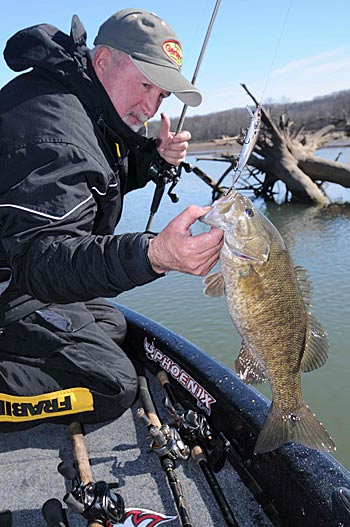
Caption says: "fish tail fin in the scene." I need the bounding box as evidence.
[254,401,336,454]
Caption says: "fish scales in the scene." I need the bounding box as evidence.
[201,189,334,454]
[223,220,306,410]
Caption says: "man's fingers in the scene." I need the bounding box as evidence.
[172,130,191,143]
[172,205,212,232]
[147,204,223,276]
[191,228,224,252]
[156,113,191,166]
[189,251,221,277]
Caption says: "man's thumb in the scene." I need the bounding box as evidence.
[159,112,171,140]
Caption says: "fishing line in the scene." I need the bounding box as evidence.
[176,0,221,133]
[145,0,221,231]
[227,1,294,189]
[259,0,293,104]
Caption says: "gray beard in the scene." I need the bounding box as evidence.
[122,112,148,134]
[123,118,148,136]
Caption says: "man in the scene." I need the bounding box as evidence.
[0,9,223,430]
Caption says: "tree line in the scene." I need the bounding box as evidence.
[148,89,350,142]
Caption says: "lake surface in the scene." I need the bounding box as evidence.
[116,146,350,467]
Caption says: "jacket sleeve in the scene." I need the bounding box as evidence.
[0,141,162,303]
[125,138,162,193]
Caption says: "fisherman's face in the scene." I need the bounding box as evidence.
[93,47,170,131]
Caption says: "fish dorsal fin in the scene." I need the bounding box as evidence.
[301,313,329,372]
[235,343,267,384]
[203,271,225,297]
[295,265,313,307]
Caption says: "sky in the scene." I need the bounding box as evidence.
[1,0,350,122]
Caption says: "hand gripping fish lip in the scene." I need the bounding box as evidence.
[199,189,238,226]
[199,207,226,229]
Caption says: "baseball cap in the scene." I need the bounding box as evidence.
[93,8,202,107]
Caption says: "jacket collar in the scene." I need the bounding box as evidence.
[4,15,151,150]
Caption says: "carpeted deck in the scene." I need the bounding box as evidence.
[0,381,273,527]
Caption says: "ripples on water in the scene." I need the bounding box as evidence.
[117,147,350,467]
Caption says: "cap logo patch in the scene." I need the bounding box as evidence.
[162,40,182,68]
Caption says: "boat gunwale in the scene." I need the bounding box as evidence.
[119,302,350,527]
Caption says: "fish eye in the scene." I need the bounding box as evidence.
[244,208,254,217]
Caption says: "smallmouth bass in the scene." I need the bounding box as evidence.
[201,189,335,454]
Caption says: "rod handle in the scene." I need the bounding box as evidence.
[69,422,94,486]
[138,376,162,428]
[156,369,170,387]
[145,184,166,231]
[191,445,207,464]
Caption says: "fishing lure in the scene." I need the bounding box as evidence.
[231,104,262,187]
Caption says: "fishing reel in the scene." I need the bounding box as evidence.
[163,397,213,446]
[149,423,191,462]
[137,408,190,462]
[57,462,125,525]
[148,157,184,204]
[145,158,195,231]
[163,397,230,472]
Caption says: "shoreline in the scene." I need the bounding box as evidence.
[187,137,350,157]
[187,139,240,156]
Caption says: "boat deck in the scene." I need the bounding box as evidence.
[0,375,273,527]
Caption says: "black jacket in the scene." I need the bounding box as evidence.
[0,16,163,324]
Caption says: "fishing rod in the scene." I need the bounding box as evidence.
[138,371,240,526]
[145,0,221,232]
[155,370,282,525]
[42,421,125,527]
[156,371,239,527]
[137,375,193,527]
[155,372,283,525]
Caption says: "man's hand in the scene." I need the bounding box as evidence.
[156,112,191,166]
[147,205,223,276]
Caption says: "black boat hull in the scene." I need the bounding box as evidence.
[119,303,350,527]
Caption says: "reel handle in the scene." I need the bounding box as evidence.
[42,499,69,527]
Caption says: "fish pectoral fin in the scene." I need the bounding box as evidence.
[301,313,329,372]
[203,271,225,297]
[234,343,267,384]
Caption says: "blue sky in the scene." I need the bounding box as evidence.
[1,0,350,120]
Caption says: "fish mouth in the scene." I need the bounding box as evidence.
[200,194,236,228]
[200,190,271,263]
[199,208,222,227]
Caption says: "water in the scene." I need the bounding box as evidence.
[116,146,350,468]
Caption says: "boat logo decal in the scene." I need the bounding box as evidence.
[143,338,216,414]
[117,507,176,526]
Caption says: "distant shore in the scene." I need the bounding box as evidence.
[187,137,350,157]
[188,139,240,156]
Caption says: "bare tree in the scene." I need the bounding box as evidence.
[203,86,350,205]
